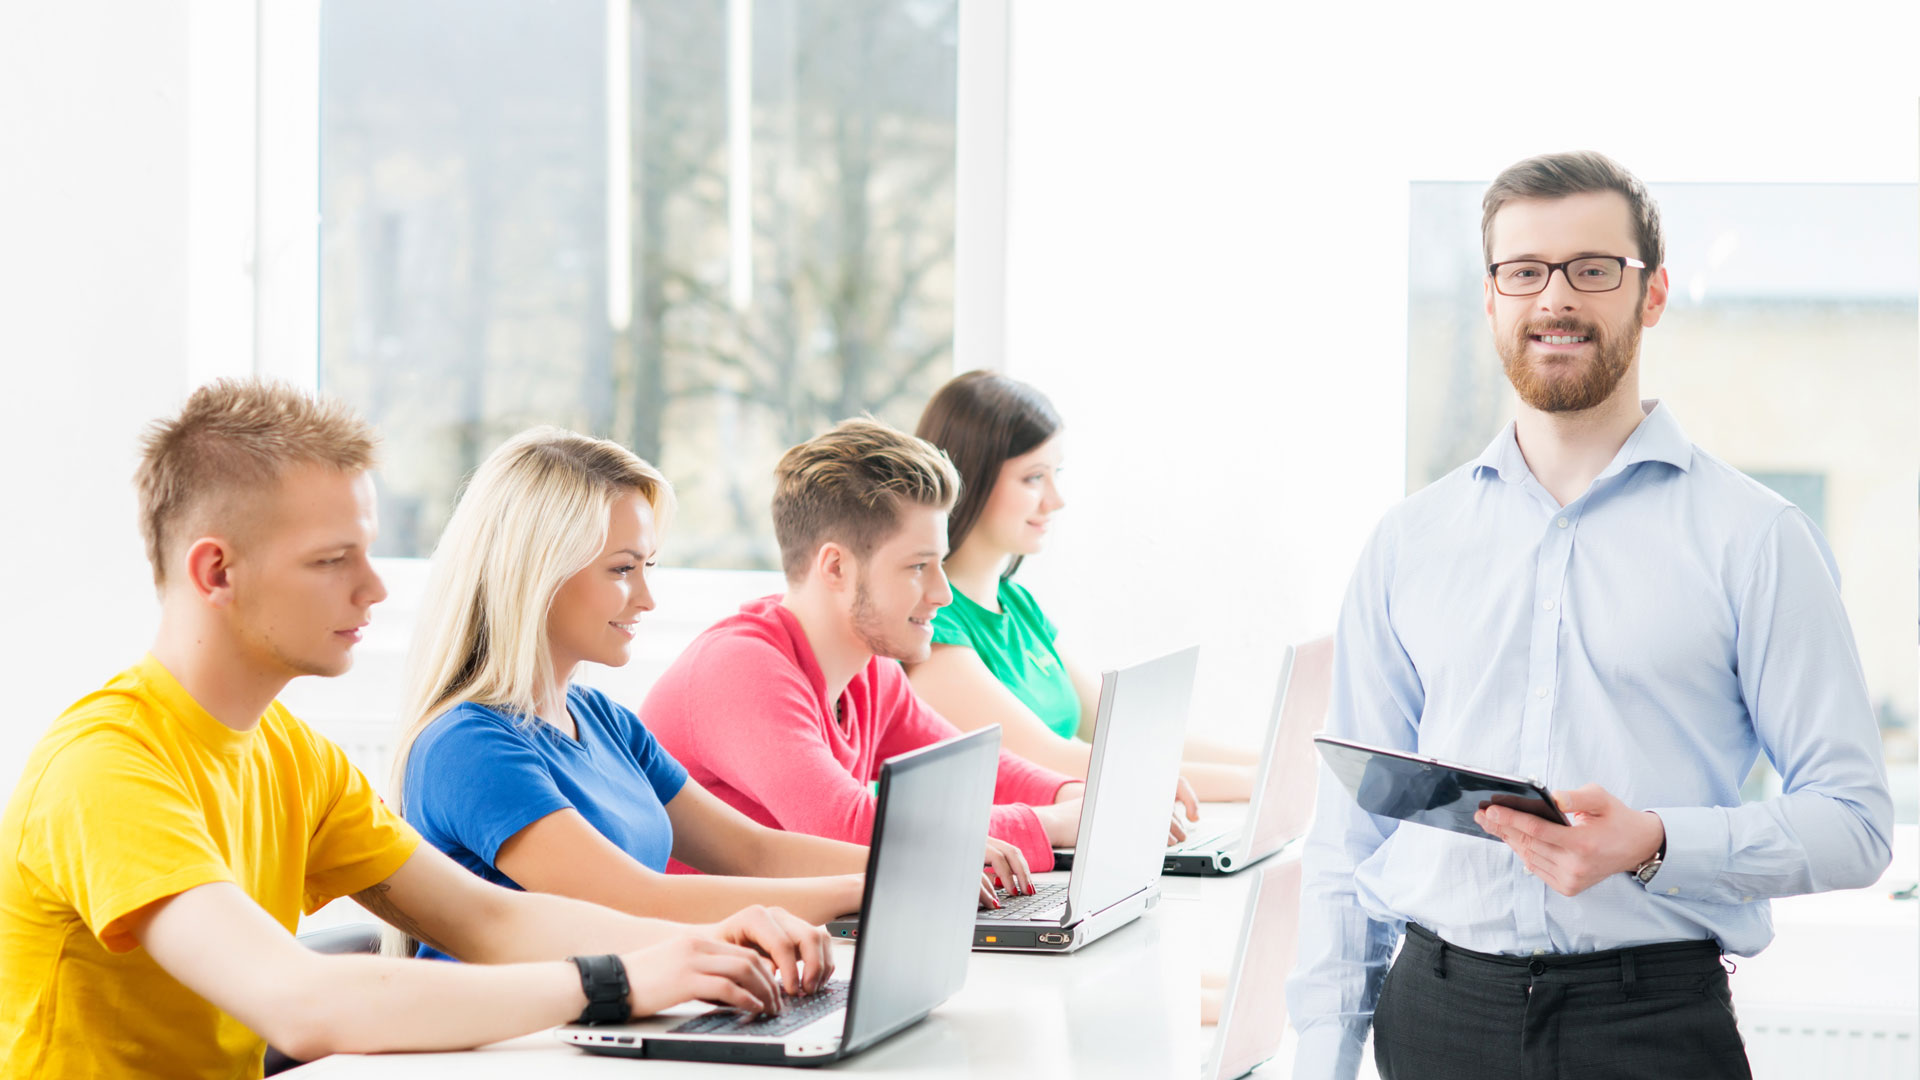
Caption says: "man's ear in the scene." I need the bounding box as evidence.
[182,536,237,607]
[813,541,851,593]
[1640,265,1670,329]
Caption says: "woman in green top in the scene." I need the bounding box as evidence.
[909,371,1257,801]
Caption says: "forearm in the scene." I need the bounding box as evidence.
[447,888,685,964]
[273,952,585,1059]
[1286,770,1397,1080]
[1650,786,1893,903]
[1182,733,1259,767]
[1003,727,1094,778]
[592,871,860,926]
[732,827,868,878]
[1180,760,1255,801]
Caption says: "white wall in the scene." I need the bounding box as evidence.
[999,3,1920,749]
[0,3,194,790]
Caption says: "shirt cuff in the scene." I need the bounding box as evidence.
[1292,1019,1368,1080]
[988,804,1055,874]
[1642,804,1729,899]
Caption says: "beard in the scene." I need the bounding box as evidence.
[849,573,926,663]
[1497,313,1639,413]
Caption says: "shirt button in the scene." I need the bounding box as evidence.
[1667,888,1680,896]
[1543,600,1555,611]
[1556,517,1569,528]
[1534,687,1548,699]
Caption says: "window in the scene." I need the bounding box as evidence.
[1407,181,1919,820]
[319,0,962,566]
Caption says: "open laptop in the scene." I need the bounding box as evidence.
[1163,636,1331,876]
[958,645,1198,954]
[1201,855,1305,1079]
[558,727,999,1067]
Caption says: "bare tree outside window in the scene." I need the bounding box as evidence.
[320,0,959,568]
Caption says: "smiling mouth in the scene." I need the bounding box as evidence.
[907,615,934,630]
[610,621,637,637]
[1531,333,1590,346]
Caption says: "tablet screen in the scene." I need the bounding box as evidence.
[1314,738,1566,839]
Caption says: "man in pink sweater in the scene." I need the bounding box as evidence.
[643,420,1084,883]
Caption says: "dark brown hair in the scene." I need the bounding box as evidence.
[771,418,960,582]
[914,370,1062,581]
[135,378,378,587]
[1482,151,1665,279]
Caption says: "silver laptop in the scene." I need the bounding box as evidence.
[1202,856,1305,1079]
[1163,636,1331,876]
[965,645,1199,954]
[558,727,999,1066]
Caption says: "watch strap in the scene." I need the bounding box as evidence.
[567,954,632,1026]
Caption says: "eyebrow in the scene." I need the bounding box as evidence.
[1499,250,1621,262]
[611,548,655,561]
[908,549,944,560]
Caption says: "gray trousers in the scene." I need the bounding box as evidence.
[1372,923,1753,1080]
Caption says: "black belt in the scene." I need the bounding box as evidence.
[1404,922,1724,987]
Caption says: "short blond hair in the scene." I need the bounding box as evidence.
[134,379,378,586]
[772,418,960,582]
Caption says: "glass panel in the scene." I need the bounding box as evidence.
[319,0,959,567]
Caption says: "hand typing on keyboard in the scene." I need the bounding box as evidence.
[669,981,853,1037]
[980,837,1033,908]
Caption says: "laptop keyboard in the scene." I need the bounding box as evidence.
[979,882,1068,921]
[666,980,850,1037]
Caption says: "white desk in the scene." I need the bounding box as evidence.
[290,821,1920,1079]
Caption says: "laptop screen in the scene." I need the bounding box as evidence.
[1247,636,1332,858]
[1210,857,1304,1080]
[841,728,999,1052]
[1067,646,1199,920]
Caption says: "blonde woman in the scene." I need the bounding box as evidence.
[393,428,869,957]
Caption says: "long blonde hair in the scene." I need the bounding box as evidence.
[390,427,673,811]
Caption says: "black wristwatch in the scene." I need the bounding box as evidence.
[567,954,632,1026]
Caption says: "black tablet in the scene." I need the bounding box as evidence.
[1313,735,1569,840]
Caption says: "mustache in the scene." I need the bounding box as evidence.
[1523,319,1599,337]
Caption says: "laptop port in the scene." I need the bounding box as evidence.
[1219,856,1232,869]
[1038,932,1070,945]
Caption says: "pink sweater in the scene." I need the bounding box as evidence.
[642,596,1072,872]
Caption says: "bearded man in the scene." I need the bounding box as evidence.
[1286,151,1892,1080]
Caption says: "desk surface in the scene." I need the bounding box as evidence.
[290,818,1919,1079]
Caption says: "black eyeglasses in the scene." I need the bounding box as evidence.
[1487,255,1647,296]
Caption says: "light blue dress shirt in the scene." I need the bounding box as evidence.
[1287,401,1894,1080]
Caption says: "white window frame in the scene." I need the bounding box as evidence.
[244,0,1009,595]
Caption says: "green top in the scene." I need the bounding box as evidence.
[930,577,1082,739]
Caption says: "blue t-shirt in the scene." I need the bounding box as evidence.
[402,684,689,959]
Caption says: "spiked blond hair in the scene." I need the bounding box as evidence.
[134,379,377,587]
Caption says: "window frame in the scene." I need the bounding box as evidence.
[250,0,1011,589]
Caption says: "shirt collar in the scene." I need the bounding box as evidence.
[133,653,261,755]
[1471,399,1693,486]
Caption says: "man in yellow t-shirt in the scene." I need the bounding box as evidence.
[0,381,832,1080]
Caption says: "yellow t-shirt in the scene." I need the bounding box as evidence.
[0,655,420,1080]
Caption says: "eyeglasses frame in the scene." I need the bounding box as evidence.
[1486,255,1649,297]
